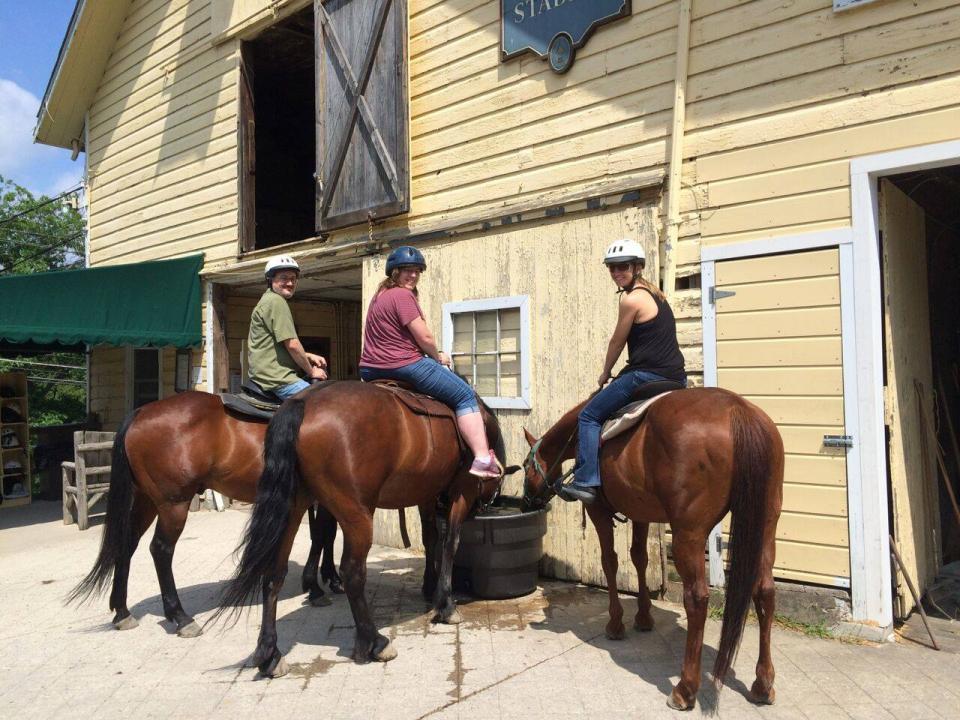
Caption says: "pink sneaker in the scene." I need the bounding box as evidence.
[469,453,500,479]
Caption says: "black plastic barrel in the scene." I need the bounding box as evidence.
[452,496,548,599]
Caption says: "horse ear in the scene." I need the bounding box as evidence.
[503,465,522,476]
[523,428,536,447]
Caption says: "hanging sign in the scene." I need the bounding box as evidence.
[501,0,632,74]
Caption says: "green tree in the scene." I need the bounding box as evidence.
[0,174,84,273]
[0,175,87,437]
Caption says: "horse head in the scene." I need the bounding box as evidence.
[521,427,556,510]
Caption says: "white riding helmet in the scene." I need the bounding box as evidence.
[264,255,300,278]
[603,239,645,265]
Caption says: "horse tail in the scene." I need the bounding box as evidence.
[713,403,775,687]
[211,397,306,626]
[65,409,141,605]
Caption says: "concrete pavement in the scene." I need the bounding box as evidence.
[1,501,957,720]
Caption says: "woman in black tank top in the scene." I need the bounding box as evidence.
[558,239,687,505]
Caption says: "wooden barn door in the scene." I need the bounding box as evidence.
[315,0,408,232]
[238,45,256,253]
[880,179,939,616]
[710,247,852,588]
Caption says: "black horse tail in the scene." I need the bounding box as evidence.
[210,397,306,626]
[65,409,141,606]
[713,403,774,687]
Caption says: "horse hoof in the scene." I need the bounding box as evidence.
[177,621,203,639]
[309,593,332,607]
[268,657,289,678]
[432,608,462,625]
[605,623,626,641]
[328,579,345,595]
[113,615,138,632]
[373,640,397,662]
[748,684,775,705]
[634,617,654,632]
[666,688,696,711]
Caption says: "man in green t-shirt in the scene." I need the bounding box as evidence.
[247,255,327,399]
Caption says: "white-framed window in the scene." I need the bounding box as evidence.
[442,295,531,410]
[126,347,163,411]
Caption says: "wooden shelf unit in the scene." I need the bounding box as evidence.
[0,372,31,509]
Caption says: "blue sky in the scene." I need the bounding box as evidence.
[0,1,84,198]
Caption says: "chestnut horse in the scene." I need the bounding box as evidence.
[67,392,341,636]
[522,387,783,710]
[213,381,513,678]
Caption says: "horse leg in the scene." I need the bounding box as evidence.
[110,489,157,630]
[317,504,343,593]
[432,493,470,625]
[419,504,439,601]
[148,501,203,638]
[749,521,778,705]
[252,502,309,677]
[630,521,654,632]
[300,504,331,606]
[668,530,710,711]
[338,513,396,663]
[587,505,625,640]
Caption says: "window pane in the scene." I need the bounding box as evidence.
[500,353,520,397]
[475,354,496,395]
[476,311,497,352]
[452,314,472,353]
[452,354,474,383]
[500,308,521,353]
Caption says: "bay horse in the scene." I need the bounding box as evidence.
[522,387,783,710]
[67,391,341,636]
[212,380,514,678]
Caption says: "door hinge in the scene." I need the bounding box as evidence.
[708,287,736,305]
[823,434,854,449]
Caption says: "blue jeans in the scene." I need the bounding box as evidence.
[360,358,480,416]
[574,369,679,488]
[274,378,311,399]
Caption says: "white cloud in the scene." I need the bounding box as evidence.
[0,78,81,197]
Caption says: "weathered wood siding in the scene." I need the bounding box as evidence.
[363,205,671,592]
[85,0,239,267]
[689,0,960,252]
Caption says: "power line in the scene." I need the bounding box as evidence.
[0,185,83,228]
[0,233,84,274]
[0,359,85,371]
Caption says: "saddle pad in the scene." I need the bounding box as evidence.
[370,381,456,421]
[220,393,275,421]
[600,392,673,443]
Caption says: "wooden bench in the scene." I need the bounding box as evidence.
[62,431,115,531]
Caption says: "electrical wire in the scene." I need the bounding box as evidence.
[0,185,83,228]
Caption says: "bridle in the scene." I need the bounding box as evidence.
[522,429,577,507]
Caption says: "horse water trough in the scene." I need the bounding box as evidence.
[452,496,548,599]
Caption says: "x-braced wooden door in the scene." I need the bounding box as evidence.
[315,0,409,232]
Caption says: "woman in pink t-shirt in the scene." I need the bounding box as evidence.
[359,246,500,479]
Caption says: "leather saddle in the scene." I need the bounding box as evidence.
[219,380,283,421]
[367,379,457,422]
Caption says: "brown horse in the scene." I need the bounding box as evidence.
[212,380,514,677]
[67,391,341,636]
[522,387,783,710]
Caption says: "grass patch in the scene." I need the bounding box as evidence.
[706,603,833,639]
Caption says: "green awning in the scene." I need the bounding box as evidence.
[0,254,203,348]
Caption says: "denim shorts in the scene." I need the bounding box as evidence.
[360,357,480,416]
[274,378,311,399]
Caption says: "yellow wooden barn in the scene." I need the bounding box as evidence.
[21,0,960,636]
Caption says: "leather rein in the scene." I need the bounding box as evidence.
[523,429,577,506]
